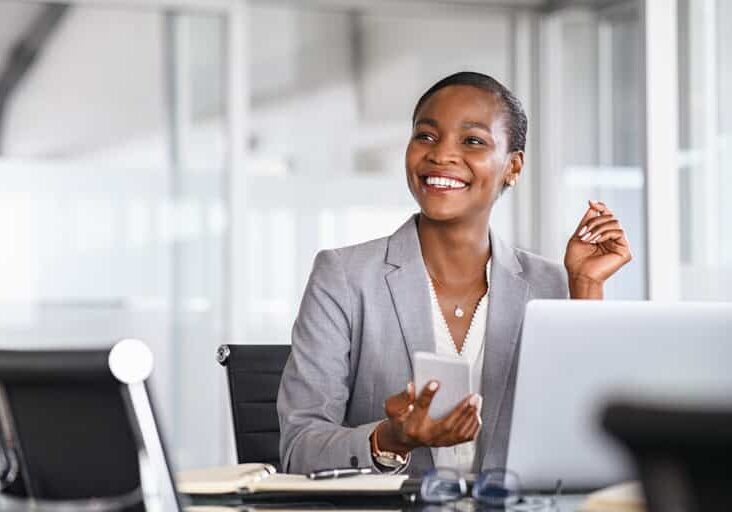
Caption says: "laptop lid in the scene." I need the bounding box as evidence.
[507,300,732,491]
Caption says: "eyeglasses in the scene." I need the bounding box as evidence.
[420,467,561,510]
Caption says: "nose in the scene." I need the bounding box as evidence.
[427,139,460,166]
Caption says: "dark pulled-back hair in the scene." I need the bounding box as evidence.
[412,71,527,153]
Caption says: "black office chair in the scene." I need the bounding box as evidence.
[603,401,732,512]
[0,342,181,511]
[216,344,290,470]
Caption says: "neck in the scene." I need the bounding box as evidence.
[417,213,491,285]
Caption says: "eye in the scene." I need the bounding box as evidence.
[464,136,486,146]
[414,132,437,143]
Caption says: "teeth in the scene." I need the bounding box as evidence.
[425,176,466,189]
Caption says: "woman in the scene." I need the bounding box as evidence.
[277,72,632,476]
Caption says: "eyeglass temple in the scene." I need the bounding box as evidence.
[553,479,563,498]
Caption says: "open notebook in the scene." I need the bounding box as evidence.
[176,463,409,496]
[579,482,645,512]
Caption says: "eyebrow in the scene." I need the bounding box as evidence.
[414,118,492,133]
[415,118,438,128]
[462,121,492,133]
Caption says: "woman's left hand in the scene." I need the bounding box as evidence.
[564,200,632,298]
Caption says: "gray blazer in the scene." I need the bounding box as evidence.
[277,215,568,475]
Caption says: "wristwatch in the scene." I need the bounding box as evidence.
[370,421,408,470]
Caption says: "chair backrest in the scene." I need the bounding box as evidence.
[0,342,181,511]
[216,344,290,469]
[603,402,732,512]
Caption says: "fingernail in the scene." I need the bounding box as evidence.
[428,381,439,391]
[578,226,588,237]
[407,404,414,412]
[581,232,592,241]
[469,394,479,407]
[407,382,414,394]
[591,234,601,243]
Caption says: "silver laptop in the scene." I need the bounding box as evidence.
[507,300,732,491]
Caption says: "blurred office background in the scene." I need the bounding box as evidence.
[0,0,729,470]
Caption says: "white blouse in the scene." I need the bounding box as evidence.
[426,259,491,473]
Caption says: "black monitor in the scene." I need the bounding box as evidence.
[0,339,181,511]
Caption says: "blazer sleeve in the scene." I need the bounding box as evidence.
[277,249,380,474]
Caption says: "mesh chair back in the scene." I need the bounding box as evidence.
[217,344,290,470]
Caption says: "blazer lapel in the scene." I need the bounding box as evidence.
[384,215,435,372]
[475,232,529,471]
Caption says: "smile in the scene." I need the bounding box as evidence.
[422,176,468,190]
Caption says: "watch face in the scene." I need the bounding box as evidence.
[375,452,406,469]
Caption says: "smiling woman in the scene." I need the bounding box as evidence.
[277,71,633,476]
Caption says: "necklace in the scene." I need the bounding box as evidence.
[428,271,490,318]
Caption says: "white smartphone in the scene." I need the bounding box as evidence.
[413,351,471,420]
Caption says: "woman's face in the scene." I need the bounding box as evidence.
[405,85,519,224]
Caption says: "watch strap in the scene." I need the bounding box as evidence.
[370,421,409,470]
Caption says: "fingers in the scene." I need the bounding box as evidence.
[439,394,476,431]
[583,220,629,245]
[432,394,481,445]
[576,203,628,245]
[591,229,626,245]
[582,214,617,233]
[452,396,481,436]
[594,229,633,261]
[455,412,481,440]
[579,217,620,243]
[574,204,599,234]
[410,380,439,422]
[573,202,632,262]
[384,383,415,418]
[574,200,609,234]
[589,199,608,215]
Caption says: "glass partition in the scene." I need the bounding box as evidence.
[0,2,230,469]
[677,0,732,300]
[237,2,530,345]
[538,1,646,299]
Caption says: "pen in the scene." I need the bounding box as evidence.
[307,467,373,480]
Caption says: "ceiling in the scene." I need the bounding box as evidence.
[0,0,621,66]
[0,3,43,64]
[247,0,624,13]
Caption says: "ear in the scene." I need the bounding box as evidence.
[503,150,524,187]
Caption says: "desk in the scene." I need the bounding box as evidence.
[184,494,589,511]
[0,493,589,511]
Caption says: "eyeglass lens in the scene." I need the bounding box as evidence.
[420,468,468,503]
[472,468,521,507]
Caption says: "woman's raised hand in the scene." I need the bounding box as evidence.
[564,200,632,298]
[375,381,482,455]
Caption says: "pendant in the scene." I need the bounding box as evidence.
[454,306,465,318]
